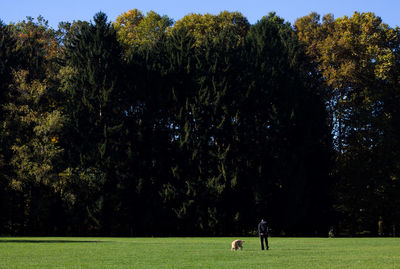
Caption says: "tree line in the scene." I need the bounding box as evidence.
[0,9,399,236]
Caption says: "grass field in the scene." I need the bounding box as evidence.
[0,237,399,268]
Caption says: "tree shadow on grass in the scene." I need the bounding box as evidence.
[0,239,107,243]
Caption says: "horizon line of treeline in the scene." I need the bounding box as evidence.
[0,9,399,237]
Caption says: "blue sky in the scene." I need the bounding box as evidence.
[1,0,399,28]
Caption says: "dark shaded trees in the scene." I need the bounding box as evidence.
[237,14,332,235]
[5,9,386,237]
[0,20,19,235]
[119,13,332,236]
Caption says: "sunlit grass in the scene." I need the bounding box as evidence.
[0,237,399,268]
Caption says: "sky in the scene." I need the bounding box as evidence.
[1,0,400,29]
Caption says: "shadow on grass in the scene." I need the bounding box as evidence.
[0,239,106,243]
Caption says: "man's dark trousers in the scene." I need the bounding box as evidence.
[260,233,269,250]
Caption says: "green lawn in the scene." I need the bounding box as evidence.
[0,237,399,268]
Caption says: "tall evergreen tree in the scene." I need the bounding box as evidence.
[61,12,126,234]
[242,13,332,235]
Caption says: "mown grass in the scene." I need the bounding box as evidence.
[0,237,399,268]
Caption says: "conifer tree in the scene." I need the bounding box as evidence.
[242,13,332,234]
[62,12,126,233]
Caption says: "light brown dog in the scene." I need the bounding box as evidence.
[231,239,245,251]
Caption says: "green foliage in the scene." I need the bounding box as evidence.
[61,12,127,233]
[0,16,66,235]
[1,9,399,237]
[0,21,20,235]
[172,11,250,47]
[114,9,173,50]
[6,73,64,189]
[0,21,18,101]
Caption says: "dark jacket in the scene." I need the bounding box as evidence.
[258,220,269,235]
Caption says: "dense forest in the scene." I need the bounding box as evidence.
[0,9,399,236]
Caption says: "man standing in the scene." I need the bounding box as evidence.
[258,219,269,250]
